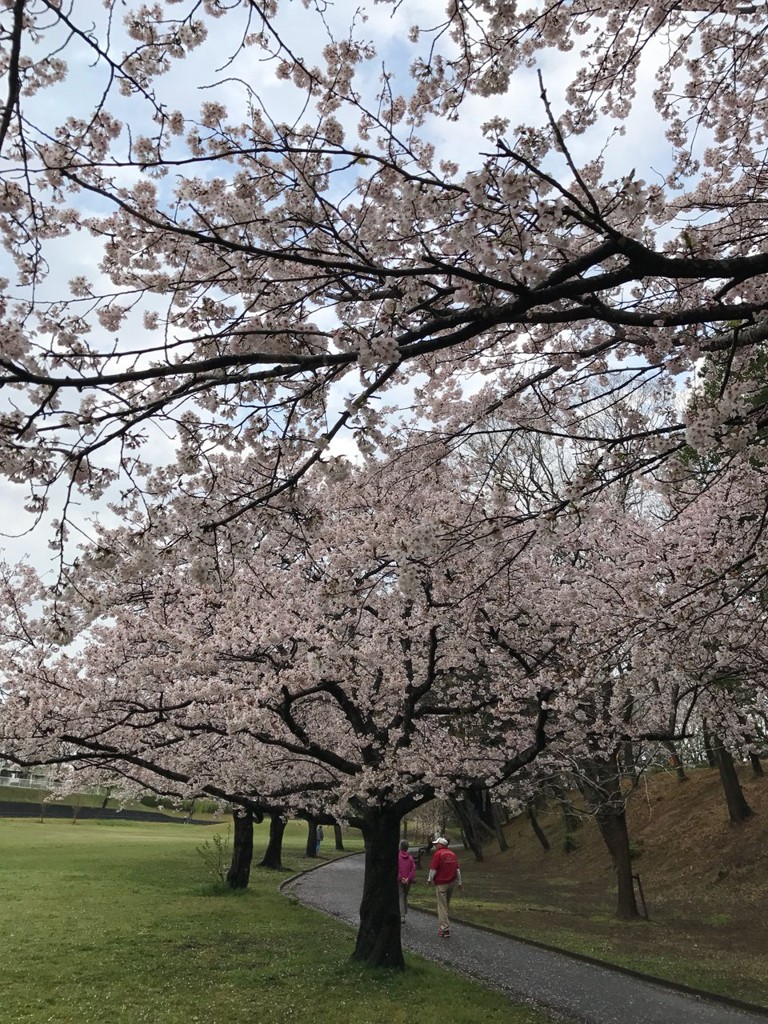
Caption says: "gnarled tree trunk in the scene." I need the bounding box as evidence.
[663,740,687,782]
[305,819,318,858]
[577,753,640,920]
[491,802,508,852]
[451,798,484,862]
[595,803,638,919]
[527,802,550,851]
[352,807,404,969]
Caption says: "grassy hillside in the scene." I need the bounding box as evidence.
[410,766,768,1007]
[0,783,220,819]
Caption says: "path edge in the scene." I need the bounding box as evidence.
[282,853,768,1019]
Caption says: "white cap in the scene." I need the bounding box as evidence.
[433,836,448,846]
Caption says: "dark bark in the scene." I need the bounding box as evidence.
[305,819,318,858]
[750,753,764,777]
[491,802,508,852]
[466,788,496,831]
[333,822,344,851]
[577,753,640,920]
[712,734,754,823]
[259,811,286,869]
[527,803,550,851]
[352,808,404,969]
[595,805,639,919]
[226,809,254,889]
[450,798,485,862]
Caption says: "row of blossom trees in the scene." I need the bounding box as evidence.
[0,0,768,969]
[2,431,768,960]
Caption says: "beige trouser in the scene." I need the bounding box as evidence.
[435,883,454,931]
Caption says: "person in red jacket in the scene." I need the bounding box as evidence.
[398,840,417,923]
[427,836,462,937]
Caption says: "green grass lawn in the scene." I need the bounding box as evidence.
[0,818,555,1024]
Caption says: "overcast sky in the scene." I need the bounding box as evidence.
[0,1,687,577]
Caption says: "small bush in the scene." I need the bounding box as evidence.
[563,832,579,853]
[196,828,232,885]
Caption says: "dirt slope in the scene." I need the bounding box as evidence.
[409,766,768,1006]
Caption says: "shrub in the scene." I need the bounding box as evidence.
[563,832,579,853]
[196,828,232,885]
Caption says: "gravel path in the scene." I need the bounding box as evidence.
[284,854,768,1024]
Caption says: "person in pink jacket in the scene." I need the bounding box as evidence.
[398,840,417,922]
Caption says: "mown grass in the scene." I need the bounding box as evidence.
[0,818,555,1024]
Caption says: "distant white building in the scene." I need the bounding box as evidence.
[0,762,50,790]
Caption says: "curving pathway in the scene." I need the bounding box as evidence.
[284,854,768,1024]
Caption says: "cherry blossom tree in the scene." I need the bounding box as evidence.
[1,0,768,561]
[3,0,768,962]
[0,446,572,967]
[4,425,768,935]
[478,442,768,914]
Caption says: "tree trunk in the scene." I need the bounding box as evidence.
[527,803,550,851]
[305,819,318,858]
[450,798,484,861]
[528,802,548,851]
[491,802,508,852]
[577,753,640,920]
[712,734,754,823]
[334,822,344,851]
[226,809,253,889]
[352,808,404,969]
[596,806,639,919]
[750,753,764,777]
[259,811,286,869]
[466,788,496,831]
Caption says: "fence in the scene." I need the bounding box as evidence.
[0,775,51,790]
